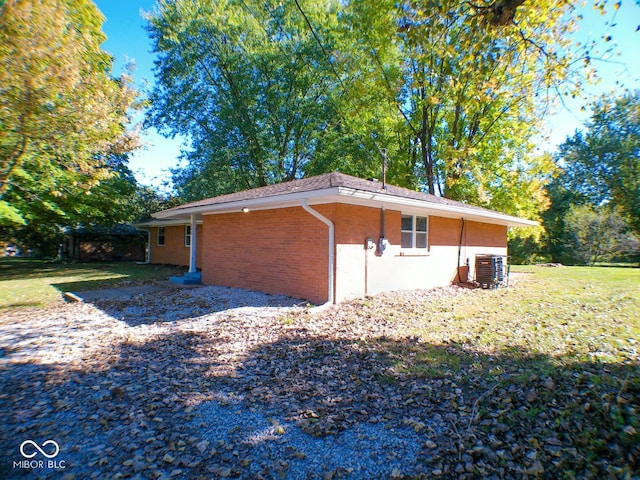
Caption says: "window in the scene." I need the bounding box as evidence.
[185,225,192,247]
[401,215,428,249]
[157,226,165,246]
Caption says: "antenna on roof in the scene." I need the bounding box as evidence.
[379,148,388,190]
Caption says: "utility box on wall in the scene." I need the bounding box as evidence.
[475,254,508,289]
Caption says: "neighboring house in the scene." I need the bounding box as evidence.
[138,172,537,304]
[135,219,204,267]
[62,225,146,262]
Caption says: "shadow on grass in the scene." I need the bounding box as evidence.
[1,302,44,310]
[1,326,637,479]
[52,265,187,293]
[0,258,72,281]
[54,279,129,294]
[0,258,185,285]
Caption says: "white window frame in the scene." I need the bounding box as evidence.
[401,214,429,250]
[185,225,192,247]
[157,226,166,247]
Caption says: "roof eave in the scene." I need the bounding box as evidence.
[335,188,539,227]
[135,218,204,227]
[152,187,342,219]
[152,186,538,228]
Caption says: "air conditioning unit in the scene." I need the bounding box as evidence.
[475,254,508,289]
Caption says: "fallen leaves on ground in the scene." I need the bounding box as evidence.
[0,279,638,479]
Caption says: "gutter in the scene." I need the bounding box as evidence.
[301,199,335,306]
[335,188,539,227]
[152,186,537,228]
[154,188,340,219]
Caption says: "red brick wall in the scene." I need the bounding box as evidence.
[333,204,401,245]
[201,207,329,304]
[342,208,508,299]
[429,217,461,247]
[149,225,202,267]
[331,204,401,300]
[426,217,505,282]
[161,204,509,304]
[464,221,507,248]
[429,217,506,248]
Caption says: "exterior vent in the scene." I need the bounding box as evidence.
[475,254,509,289]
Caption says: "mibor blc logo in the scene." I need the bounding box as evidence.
[13,440,66,470]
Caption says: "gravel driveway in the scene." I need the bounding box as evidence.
[0,285,451,480]
[3,280,636,479]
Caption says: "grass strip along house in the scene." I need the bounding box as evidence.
[137,172,536,305]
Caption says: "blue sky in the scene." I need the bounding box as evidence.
[94,0,640,189]
[95,0,181,189]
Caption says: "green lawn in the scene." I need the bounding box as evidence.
[317,265,639,477]
[1,261,637,476]
[354,265,639,377]
[0,259,185,310]
[415,265,638,364]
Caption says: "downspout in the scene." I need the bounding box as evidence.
[301,199,335,306]
[145,229,151,263]
[456,218,466,283]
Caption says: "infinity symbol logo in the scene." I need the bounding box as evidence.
[19,440,60,459]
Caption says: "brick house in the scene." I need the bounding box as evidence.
[62,225,146,262]
[138,172,536,304]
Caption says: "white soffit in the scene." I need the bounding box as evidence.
[153,186,538,228]
[135,218,204,227]
[154,188,342,218]
[335,188,538,227]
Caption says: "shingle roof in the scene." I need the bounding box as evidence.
[154,172,537,226]
[161,172,340,213]
[161,172,490,214]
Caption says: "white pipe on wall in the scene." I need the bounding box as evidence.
[301,199,335,306]
[189,214,197,273]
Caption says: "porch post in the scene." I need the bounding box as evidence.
[189,214,197,273]
[146,229,151,263]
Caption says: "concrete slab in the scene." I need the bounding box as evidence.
[64,284,167,303]
[169,276,201,285]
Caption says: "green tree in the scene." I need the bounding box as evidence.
[0,0,141,226]
[561,204,638,265]
[299,0,413,187]
[557,92,640,233]
[380,0,577,212]
[129,184,181,223]
[147,0,586,225]
[541,92,640,265]
[539,174,582,263]
[2,154,142,256]
[147,0,348,200]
